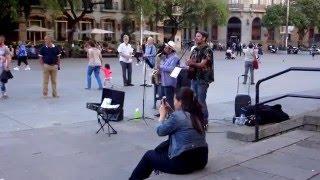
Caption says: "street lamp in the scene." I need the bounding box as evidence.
[285,0,290,48]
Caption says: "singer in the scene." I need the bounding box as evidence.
[186,31,214,127]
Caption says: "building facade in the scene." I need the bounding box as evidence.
[20,0,317,47]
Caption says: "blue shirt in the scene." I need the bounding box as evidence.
[39,45,60,65]
[18,45,27,57]
[144,44,156,65]
[156,110,208,159]
[160,53,179,87]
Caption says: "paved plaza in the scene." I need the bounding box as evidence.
[0,52,320,179]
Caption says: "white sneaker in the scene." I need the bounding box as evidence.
[24,66,31,70]
[1,92,8,99]
[13,67,20,71]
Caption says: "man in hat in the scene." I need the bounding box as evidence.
[186,31,214,127]
[160,41,180,108]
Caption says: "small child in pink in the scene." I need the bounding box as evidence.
[102,63,112,87]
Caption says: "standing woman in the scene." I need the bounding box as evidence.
[242,43,256,85]
[0,35,12,98]
[130,87,208,180]
[85,40,103,90]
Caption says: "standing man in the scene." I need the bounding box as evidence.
[39,35,61,98]
[186,31,214,127]
[0,35,12,99]
[143,37,157,87]
[117,35,134,86]
[160,41,180,108]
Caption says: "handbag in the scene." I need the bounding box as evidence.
[0,70,13,83]
[253,59,259,69]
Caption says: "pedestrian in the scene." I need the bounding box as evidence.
[242,43,257,85]
[85,40,103,90]
[39,35,61,98]
[143,36,157,86]
[117,35,134,86]
[0,35,12,99]
[14,41,31,71]
[160,41,180,108]
[186,31,214,127]
[129,87,208,180]
[102,63,112,87]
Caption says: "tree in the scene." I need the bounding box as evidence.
[40,0,94,41]
[262,4,286,30]
[132,0,228,40]
[289,5,310,45]
[0,0,32,39]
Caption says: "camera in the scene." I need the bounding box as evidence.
[162,96,167,104]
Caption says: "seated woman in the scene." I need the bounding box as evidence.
[129,87,208,180]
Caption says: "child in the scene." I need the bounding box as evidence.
[102,63,112,87]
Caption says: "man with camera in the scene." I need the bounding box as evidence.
[186,31,214,127]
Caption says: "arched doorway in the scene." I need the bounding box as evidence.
[252,17,261,40]
[227,17,241,43]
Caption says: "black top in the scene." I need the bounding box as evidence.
[189,45,214,83]
[39,46,60,65]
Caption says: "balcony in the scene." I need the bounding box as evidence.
[228,4,244,11]
[250,4,266,12]
[100,2,119,12]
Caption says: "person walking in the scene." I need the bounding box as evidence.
[14,41,31,71]
[117,35,134,86]
[186,31,214,127]
[129,87,208,180]
[242,43,257,85]
[39,35,61,98]
[160,41,180,108]
[0,35,12,99]
[85,41,103,90]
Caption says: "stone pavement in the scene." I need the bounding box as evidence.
[0,52,320,179]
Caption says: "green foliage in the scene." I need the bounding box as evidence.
[262,4,286,29]
[0,0,31,20]
[132,0,228,28]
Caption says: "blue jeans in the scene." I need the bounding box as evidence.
[0,68,5,93]
[87,66,102,89]
[191,80,209,122]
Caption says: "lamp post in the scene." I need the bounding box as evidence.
[285,0,290,48]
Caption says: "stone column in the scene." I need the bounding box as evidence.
[18,18,27,42]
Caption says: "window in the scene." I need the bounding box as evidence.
[102,21,115,41]
[28,20,43,41]
[79,21,92,40]
[229,0,239,4]
[55,21,68,41]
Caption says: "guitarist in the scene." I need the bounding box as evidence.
[186,31,214,127]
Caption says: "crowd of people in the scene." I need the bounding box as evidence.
[0,30,261,179]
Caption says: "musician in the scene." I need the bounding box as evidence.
[160,41,180,108]
[186,31,214,127]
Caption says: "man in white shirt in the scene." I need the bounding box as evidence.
[117,35,134,86]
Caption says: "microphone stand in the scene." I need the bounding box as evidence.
[127,55,154,125]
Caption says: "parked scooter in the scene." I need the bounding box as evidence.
[268,45,278,53]
[287,45,299,54]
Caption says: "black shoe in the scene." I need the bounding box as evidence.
[242,82,246,85]
[154,113,160,117]
[128,83,135,86]
[251,82,255,85]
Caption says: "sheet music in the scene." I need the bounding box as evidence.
[170,67,182,78]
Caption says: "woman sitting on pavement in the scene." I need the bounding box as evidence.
[129,87,208,180]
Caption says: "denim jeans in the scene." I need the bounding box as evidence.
[87,65,102,89]
[191,80,209,122]
[0,68,6,93]
[243,61,254,84]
